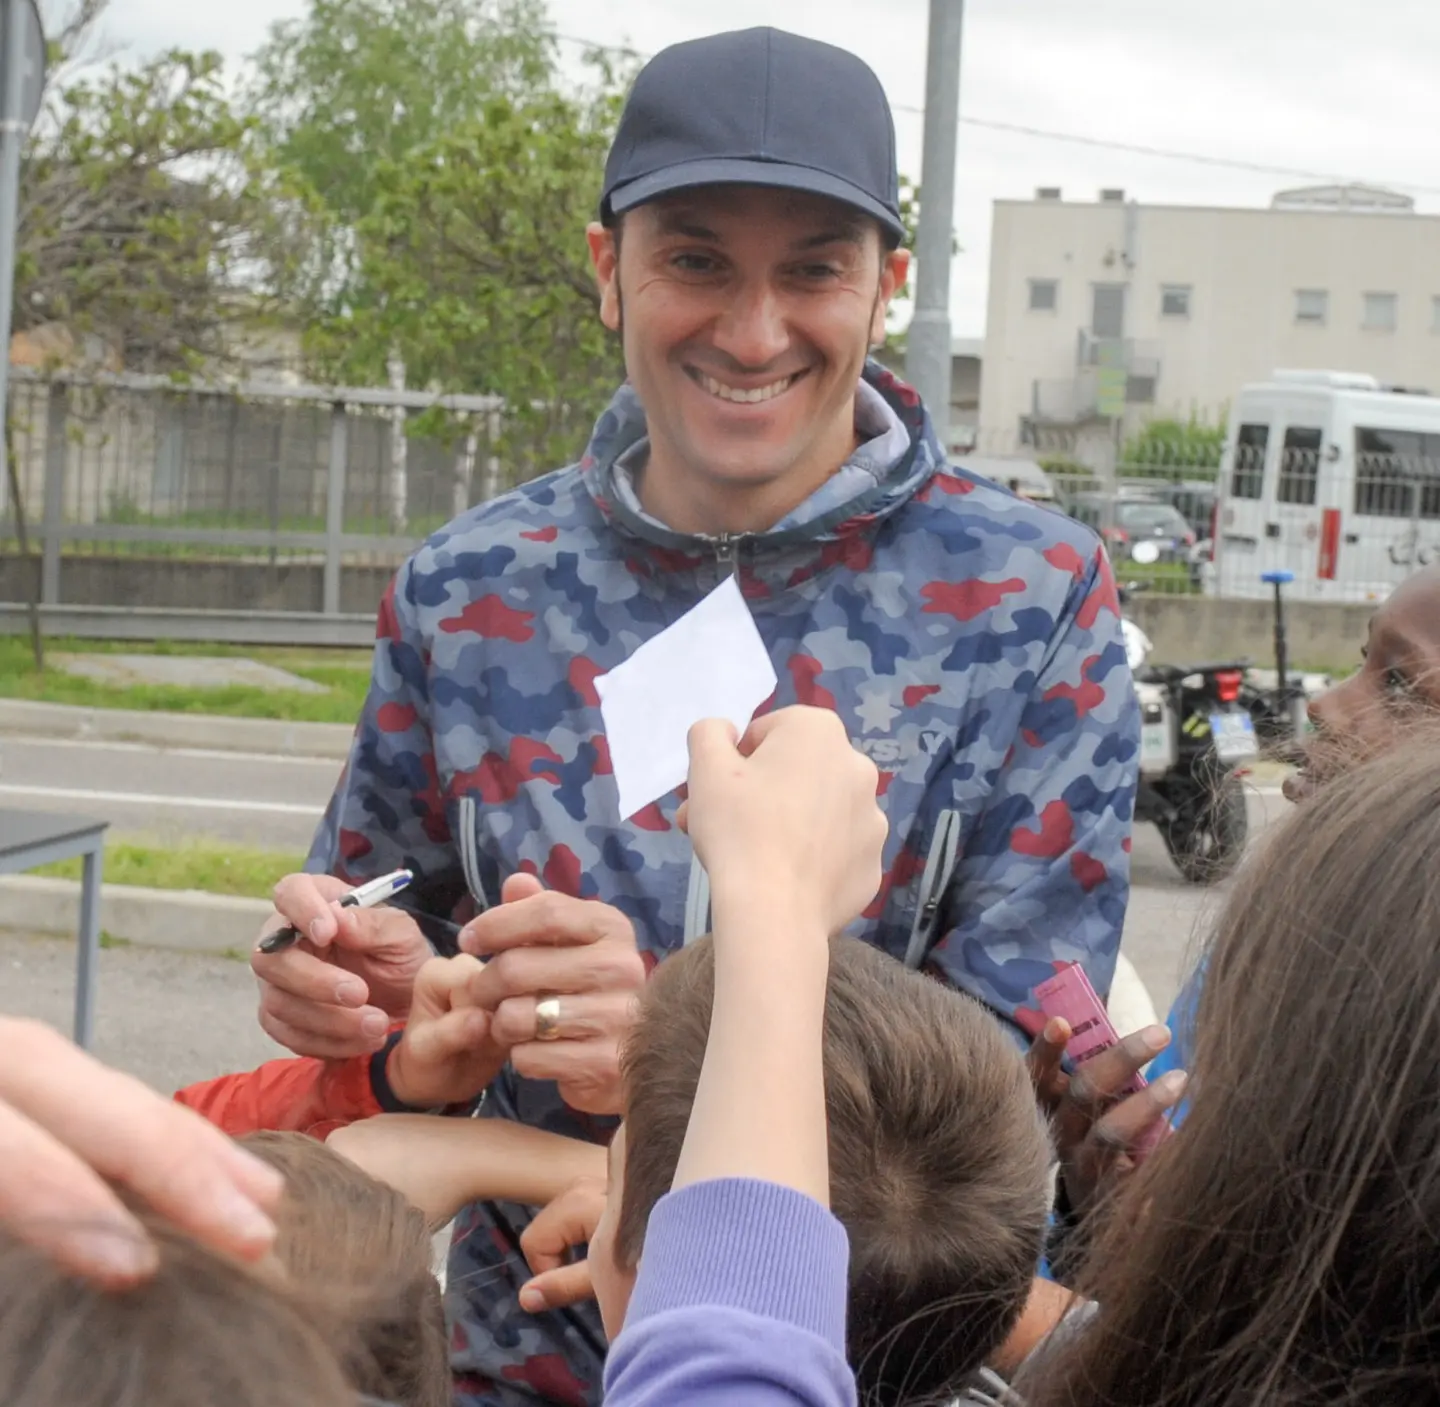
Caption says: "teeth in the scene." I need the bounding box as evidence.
[698,372,795,404]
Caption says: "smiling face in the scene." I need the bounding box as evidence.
[1286,564,1440,801]
[587,186,909,536]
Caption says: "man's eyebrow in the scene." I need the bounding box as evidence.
[793,225,867,251]
[653,210,720,240]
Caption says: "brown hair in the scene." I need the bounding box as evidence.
[0,1215,354,1407]
[619,935,1052,1404]
[241,1131,448,1407]
[1034,732,1440,1406]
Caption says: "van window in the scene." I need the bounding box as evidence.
[1277,427,1322,506]
[1230,423,1268,500]
[1354,428,1440,520]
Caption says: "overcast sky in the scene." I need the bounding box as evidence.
[90,0,1440,338]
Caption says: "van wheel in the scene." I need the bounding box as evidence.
[1158,774,1248,884]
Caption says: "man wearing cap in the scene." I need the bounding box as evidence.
[252,26,1138,1405]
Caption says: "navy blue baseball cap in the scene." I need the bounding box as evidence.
[600,28,905,247]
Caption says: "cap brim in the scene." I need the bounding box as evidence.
[606,158,905,244]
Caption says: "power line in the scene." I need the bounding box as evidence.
[552,30,1440,198]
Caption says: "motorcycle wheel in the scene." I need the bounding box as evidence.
[1158,773,1249,885]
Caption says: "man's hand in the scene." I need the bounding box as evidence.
[252,872,432,1059]
[459,874,647,1117]
[384,955,504,1109]
[0,1019,284,1287]
[1027,1018,1186,1216]
[518,1176,607,1314]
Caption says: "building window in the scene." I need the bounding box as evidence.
[1362,292,1397,332]
[1091,284,1127,339]
[1028,278,1058,312]
[1295,289,1328,325]
[1230,422,1269,500]
[1277,427,1322,506]
[1160,285,1191,319]
[1125,374,1157,404]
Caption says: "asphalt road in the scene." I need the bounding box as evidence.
[0,733,342,852]
[0,728,1294,1094]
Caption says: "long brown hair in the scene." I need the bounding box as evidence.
[1035,733,1440,1405]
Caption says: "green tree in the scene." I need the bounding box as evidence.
[18,46,284,372]
[1122,416,1227,478]
[310,86,623,481]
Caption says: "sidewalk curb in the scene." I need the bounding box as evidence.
[0,699,354,758]
[0,875,271,955]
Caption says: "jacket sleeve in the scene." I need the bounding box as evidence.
[307,562,459,890]
[603,1180,856,1407]
[928,545,1139,1042]
[174,1055,382,1140]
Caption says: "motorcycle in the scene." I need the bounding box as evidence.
[1123,545,1259,883]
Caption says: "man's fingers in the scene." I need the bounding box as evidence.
[466,945,646,1012]
[271,872,353,945]
[412,953,486,1012]
[257,1001,391,1061]
[488,991,639,1048]
[460,889,634,958]
[0,1022,284,1281]
[501,872,545,906]
[252,946,372,1011]
[509,1036,623,1088]
[685,718,741,774]
[520,1260,596,1313]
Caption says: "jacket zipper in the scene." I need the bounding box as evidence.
[714,532,739,577]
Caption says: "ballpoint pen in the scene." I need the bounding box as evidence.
[256,868,415,954]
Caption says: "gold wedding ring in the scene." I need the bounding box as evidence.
[534,995,563,1042]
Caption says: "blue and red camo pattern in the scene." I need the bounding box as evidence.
[307,362,1140,1404]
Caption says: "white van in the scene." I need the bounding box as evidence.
[1213,370,1440,603]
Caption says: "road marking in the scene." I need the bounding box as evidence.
[0,734,345,767]
[0,784,322,816]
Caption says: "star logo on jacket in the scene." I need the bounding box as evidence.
[855,685,903,734]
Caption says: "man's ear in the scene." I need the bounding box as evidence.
[588,223,622,333]
[871,247,912,345]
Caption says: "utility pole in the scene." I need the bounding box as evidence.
[905,0,963,450]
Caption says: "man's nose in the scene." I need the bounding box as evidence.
[709,282,789,368]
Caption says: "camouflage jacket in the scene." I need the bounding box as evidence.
[308,362,1140,1405]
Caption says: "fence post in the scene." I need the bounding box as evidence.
[323,403,348,616]
[40,383,66,605]
[387,354,408,533]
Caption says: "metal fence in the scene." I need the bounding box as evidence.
[0,369,510,638]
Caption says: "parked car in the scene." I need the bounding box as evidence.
[1118,478,1218,543]
[960,455,1058,504]
[1063,492,1197,562]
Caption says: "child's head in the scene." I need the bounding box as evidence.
[0,1214,354,1407]
[590,935,1052,1403]
[1290,562,1440,798]
[240,1131,448,1407]
[1038,732,1440,1405]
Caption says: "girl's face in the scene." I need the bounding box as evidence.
[1287,565,1440,801]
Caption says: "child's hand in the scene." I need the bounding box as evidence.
[518,1176,607,1313]
[385,955,506,1108]
[682,706,888,937]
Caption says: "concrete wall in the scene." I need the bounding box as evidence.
[1130,593,1369,671]
[0,555,1371,671]
[981,195,1440,448]
[0,555,395,617]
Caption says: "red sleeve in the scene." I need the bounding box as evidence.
[175,1053,384,1141]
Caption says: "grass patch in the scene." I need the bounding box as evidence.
[34,839,304,900]
[0,636,373,722]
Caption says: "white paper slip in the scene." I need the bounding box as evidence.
[595,574,779,821]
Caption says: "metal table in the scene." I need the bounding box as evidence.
[0,810,107,1047]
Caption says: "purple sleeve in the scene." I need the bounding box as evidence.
[930,546,1139,1037]
[603,1179,857,1407]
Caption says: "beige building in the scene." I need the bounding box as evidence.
[979,184,1440,470]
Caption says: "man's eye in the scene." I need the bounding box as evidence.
[672,253,718,273]
[797,263,841,281]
